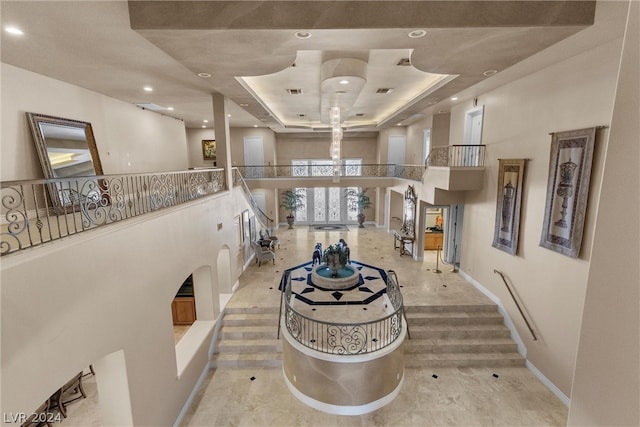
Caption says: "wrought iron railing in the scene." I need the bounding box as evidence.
[232,168,274,230]
[281,269,405,355]
[426,145,486,167]
[236,163,424,182]
[1,169,226,256]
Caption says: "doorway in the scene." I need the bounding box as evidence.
[424,207,446,253]
[295,186,358,224]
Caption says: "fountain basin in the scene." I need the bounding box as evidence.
[311,264,359,290]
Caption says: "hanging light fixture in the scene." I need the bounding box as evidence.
[329,107,343,182]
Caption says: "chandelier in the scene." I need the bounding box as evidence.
[330,106,342,182]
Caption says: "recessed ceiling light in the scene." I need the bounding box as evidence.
[203,120,208,123]
[143,86,153,92]
[227,114,231,117]
[5,26,24,35]
[198,72,212,78]
[167,107,174,111]
[483,69,498,77]
[408,29,427,38]
[201,125,206,128]
[295,31,312,39]
[450,97,458,101]
[240,103,249,107]
[253,125,258,128]
[339,80,349,85]
[396,122,403,126]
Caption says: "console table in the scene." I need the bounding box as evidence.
[392,230,414,256]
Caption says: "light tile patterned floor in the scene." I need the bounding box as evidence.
[62,226,568,426]
[182,226,568,426]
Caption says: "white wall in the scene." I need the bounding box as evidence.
[444,31,623,396]
[568,2,639,424]
[185,128,216,169]
[1,63,189,181]
[1,189,251,425]
[0,63,260,423]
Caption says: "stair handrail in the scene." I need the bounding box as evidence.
[232,168,275,231]
[493,269,537,341]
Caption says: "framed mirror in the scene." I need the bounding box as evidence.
[26,112,105,212]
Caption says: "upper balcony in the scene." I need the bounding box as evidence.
[235,163,425,189]
[1,146,485,256]
[422,145,486,205]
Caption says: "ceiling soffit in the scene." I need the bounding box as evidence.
[129,1,595,132]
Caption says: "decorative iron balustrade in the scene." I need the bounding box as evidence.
[1,169,226,256]
[426,145,487,167]
[282,271,405,355]
[232,168,274,230]
[236,163,425,181]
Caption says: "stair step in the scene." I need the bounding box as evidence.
[211,304,522,370]
[211,353,282,368]
[219,325,279,339]
[404,352,525,368]
[406,324,511,339]
[404,304,497,313]
[405,311,504,325]
[225,306,280,315]
[404,338,517,354]
[217,339,282,353]
[222,313,279,326]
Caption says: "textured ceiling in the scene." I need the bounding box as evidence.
[1,1,596,131]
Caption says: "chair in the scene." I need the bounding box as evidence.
[260,229,280,249]
[251,242,275,266]
[50,371,86,418]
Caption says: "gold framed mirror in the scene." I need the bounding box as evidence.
[26,112,105,212]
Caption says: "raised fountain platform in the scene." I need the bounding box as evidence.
[310,264,359,290]
[280,259,405,415]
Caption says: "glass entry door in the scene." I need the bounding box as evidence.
[292,159,362,225]
[312,187,342,223]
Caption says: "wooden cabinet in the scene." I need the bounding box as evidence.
[424,232,444,250]
[172,297,196,325]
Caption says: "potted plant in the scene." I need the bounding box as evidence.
[347,188,372,228]
[322,244,349,277]
[280,189,305,229]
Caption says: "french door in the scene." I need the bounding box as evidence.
[292,159,360,224]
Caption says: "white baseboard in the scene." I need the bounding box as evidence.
[231,280,240,292]
[173,360,211,427]
[526,360,570,407]
[458,269,570,407]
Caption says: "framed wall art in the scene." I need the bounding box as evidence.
[540,127,596,258]
[202,139,216,161]
[242,209,250,243]
[249,216,256,242]
[492,159,526,255]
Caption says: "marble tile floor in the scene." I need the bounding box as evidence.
[181,366,567,427]
[185,226,568,426]
[61,226,568,426]
[174,324,191,344]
